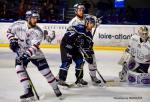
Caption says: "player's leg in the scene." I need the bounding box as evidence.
[31,58,62,97]
[88,53,101,85]
[134,63,149,73]
[127,64,150,85]
[58,44,72,85]
[15,58,34,101]
[118,52,135,81]
[73,50,88,86]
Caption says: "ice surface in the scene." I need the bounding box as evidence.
[0,48,150,102]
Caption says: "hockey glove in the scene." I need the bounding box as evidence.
[83,49,93,64]
[20,53,30,66]
[74,36,84,48]
[9,39,19,52]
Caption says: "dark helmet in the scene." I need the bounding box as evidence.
[25,10,40,20]
[85,15,96,26]
[74,3,85,13]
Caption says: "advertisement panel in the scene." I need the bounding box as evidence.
[0,22,149,48]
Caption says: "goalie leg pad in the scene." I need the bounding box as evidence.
[118,51,131,65]
[127,70,150,85]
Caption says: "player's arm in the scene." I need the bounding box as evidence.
[74,34,94,64]
[26,30,43,57]
[6,22,20,52]
[21,29,43,65]
[118,36,134,65]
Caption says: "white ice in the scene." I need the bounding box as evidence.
[0,48,150,102]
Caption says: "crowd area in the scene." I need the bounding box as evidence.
[0,0,62,23]
[0,0,150,24]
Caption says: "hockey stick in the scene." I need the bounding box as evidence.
[79,47,107,84]
[16,51,40,100]
[92,16,103,38]
[92,23,98,38]
[96,68,122,87]
[96,69,106,83]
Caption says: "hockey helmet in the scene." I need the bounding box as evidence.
[74,3,85,13]
[25,10,40,20]
[138,26,149,39]
[138,26,148,34]
[85,15,96,26]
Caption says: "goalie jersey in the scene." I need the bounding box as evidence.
[6,20,45,59]
[129,34,150,63]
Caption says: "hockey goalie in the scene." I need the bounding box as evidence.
[118,26,150,85]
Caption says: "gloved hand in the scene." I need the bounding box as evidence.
[9,39,19,52]
[20,53,30,66]
[74,36,84,47]
[96,16,102,26]
[83,50,93,64]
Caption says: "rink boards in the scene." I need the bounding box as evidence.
[0,22,149,50]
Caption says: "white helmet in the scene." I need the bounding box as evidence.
[74,3,85,13]
[25,10,40,20]
[138,26,149,40]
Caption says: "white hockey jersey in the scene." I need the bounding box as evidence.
[7,20,45,59]
[129,34,150,63]
[68,16,85,27]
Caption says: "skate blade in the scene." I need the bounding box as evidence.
[72,83,87,88]
[58,95,65,100]
[20,96,36,102]
[92,82,105,87]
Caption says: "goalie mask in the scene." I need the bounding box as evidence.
[138,26,149,41]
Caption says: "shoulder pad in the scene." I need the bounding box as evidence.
[13,20,26,25]
[73,24,85,34]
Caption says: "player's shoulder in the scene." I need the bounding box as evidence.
[73,24,85,33]
[130,34,140,41]
[68,17,78,25]
[147,37,150,44]
[33,25,43,35]
[13,20,26,25]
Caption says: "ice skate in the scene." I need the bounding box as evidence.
[20,88,35,102]
[75,79,88,87]
[90,76,103,86]
[53,86,64,100]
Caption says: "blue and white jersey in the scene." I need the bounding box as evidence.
[67,24,93,40]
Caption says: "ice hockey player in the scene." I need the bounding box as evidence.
[67,3,102,86]
[6,10,62,101]
[119,26,150,85]
[58,15,102,87]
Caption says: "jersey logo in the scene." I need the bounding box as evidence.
[128,75,136,83]
[26,39,31,45]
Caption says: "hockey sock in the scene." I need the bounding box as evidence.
[16,65,30,92]
[40,68,57,89]
[88,64,97,77]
